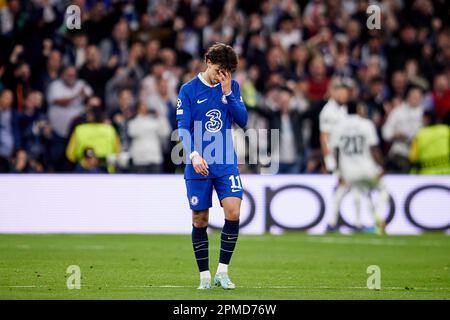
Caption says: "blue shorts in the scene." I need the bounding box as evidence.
[185,173,244,210]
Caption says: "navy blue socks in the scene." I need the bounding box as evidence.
[219,219,240,265]
[192,225,209,272]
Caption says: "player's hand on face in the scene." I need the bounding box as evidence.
[217,69,232,95]
[192,154,209,176]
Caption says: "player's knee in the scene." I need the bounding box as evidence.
[192,211,209,228]
[225,208,240,221]
[193,218,208,228]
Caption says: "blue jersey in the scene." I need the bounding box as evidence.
[176,73,248,180]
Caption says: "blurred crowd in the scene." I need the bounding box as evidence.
[0,0,449,174]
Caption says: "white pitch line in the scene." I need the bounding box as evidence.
[2,285,450,291]
[119,285,450,291]
[4,285,46,288]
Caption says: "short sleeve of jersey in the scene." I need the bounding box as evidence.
[319,107,333,134]
[329,123,341,149]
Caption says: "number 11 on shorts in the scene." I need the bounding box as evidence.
[229,175,242,192]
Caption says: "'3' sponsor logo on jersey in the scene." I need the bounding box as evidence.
[205,109,223,133]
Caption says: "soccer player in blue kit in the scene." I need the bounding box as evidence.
[176,43,248,290]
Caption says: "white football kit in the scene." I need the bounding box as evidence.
[328,114,388,233]
[319,99,348,171]
[330,114,382,185]
[319,99,348,135]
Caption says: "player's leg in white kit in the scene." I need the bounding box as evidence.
[374,182,389,235]
[366,190,378,233]
[350,187,363,231]
[327,183,348,232]
[367,180,389,235]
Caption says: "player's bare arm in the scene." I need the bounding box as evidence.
[370,145,385,177]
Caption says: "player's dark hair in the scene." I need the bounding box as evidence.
[205,43,238,73]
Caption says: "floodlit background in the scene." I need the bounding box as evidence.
[0,0,449,175]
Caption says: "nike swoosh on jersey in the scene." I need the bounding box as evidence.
[231,189,241,192]
[197,98,208,104]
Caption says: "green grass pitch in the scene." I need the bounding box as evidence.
[0,233,449,299]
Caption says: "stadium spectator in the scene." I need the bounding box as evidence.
[47,66,93,139]
[109,88,135,152]
[173,32,193,68]
[277,14,302,51]
[306,56,331,103]
[382,86,425,173]
[404,59,429,92]
[0,0,448,175]
[46,66,93,171]
[68,95,103,138]
[409,111,450,174]
[74,147,107,174]
[365,76,386,121]
[387,24,423,72]
[78,45,117,103]
[36,49,62,94]
[0,89,21,172]
[140,39,161,72]
[83,1,121,45]
[9,62,32,113]
[430,74,450,121]
[140,59,178,108]
[146,77,176,121]
[104,42,145,112]
[99,19,129,67]
[9,148,43,173]
[253,87,304,173]
[287,44,309,81]
[66,107,120,173]
[17,91,47,163]
[388,70,408,101]
[9,148,29,173]
[62,31,89,69]
[127,102,170,174]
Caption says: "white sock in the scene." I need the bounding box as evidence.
[217,263,228,274]
[374,188,389,224]
[351,188,362,228]
[200,270,211,280]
